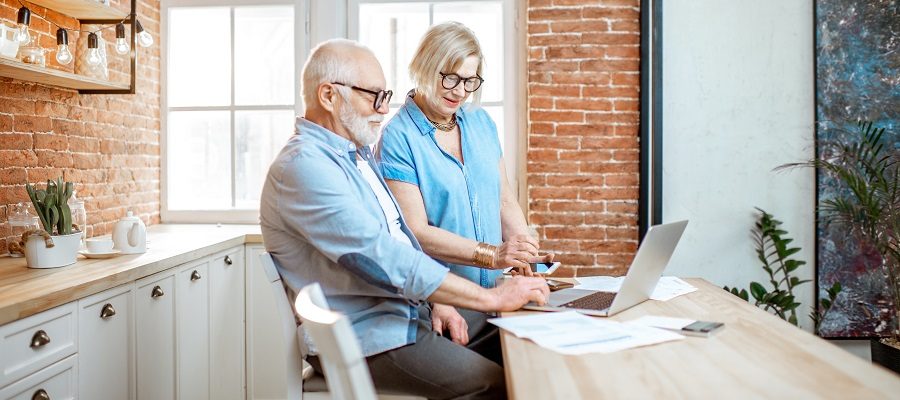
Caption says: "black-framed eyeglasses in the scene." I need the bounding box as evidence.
[332,82,393,111]
[439,72,484,93]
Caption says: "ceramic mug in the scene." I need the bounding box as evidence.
[86,238,114,253]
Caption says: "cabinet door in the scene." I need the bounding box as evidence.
[209,248,245,400]
[78,284,134,400]
[135,272,176,400]
[176,262,210,400]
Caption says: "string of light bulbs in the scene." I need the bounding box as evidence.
[13,0,153,67]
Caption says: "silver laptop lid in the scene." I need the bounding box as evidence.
[606,220,688,315]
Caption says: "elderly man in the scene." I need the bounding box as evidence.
[260,39,549,399]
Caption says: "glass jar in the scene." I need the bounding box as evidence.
[68,190,87,245]
[7,202,40,257]
[18,44,47,67]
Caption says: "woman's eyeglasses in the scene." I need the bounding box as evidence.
[332,82,393,111]
[439,73,484,93]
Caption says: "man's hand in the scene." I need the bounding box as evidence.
[431,304,469,345]
[490,276,550,311]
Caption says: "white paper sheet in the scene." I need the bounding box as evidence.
[488,311,683,355]
[574,276,698,301]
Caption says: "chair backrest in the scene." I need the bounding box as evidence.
[258,252,304,399]
[295,283,378,400]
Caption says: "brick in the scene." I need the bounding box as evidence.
[556,124,614,136]
[613,99,639,112]
[555,98,613,111]
[528,23,550,34]
[529,135,579,149]
[611,72,640,86]
[560,150,613,162]
[580,187,638,201]
[529,34,581,46]
[582,86,638,98]
[528,149,559,162]
[13,115,52,133]
[581,161,638,174]
[581,136,638,149]
[551,71,610,85]
[529,110,584,123]
[530,60,579,71]
[546,174,603,187]
[550,21,609,34]
[530,96,553,109]
[530,187,578,200]
[0,150,38,167]
[27,167,64,183]
[0,167,26,184]
[0,114,12,132]
[33,133,69,151]
[527,161,579,173]
[528,8,582,21]
[545,226,606,240]
[529,84,580,97]
[583,213,637,227]
[580,58,640,71]
[35,150,74,168]
[0,133,33,150]
[582,6,639,20]
[607,201,638,214]
[548,200,604,212]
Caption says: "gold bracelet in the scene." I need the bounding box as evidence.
[473,242,497,268]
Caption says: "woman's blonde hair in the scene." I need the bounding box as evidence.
[409,21,484,106]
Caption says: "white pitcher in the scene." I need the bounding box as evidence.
[113,211,146,254]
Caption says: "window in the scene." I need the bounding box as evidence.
[348,0,523,194]
[162,1,298,222]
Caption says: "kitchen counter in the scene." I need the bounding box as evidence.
[0,224,262,326]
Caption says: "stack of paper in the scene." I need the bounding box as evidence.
[574,276,698,301]
[488,311,683,355]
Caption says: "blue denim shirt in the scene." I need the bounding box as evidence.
[377,94,503,288]
[260,118,449,357]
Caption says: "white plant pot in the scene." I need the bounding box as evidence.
[24,232,81,269]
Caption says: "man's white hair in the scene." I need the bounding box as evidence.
[301,39,375,110]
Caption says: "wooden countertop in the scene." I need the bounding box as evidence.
[0,224,262,326]
[500,278,900,399]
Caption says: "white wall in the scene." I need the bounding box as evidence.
[662,0,816,328]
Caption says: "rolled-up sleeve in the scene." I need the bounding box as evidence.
[377,126,419,185]
[271,150,447,302]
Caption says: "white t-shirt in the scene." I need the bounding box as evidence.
[357,160,413,247]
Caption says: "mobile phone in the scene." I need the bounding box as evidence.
[546,279,574,291]
[503,261,561,275]
[682,321,724,333]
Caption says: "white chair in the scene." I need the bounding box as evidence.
[257,252,307,399]
[260,253,423,400]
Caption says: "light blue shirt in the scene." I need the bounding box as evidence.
[377,94,503,288]
[260,118,449,357]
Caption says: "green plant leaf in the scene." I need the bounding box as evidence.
[750,282,766,301]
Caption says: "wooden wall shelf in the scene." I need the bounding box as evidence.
[0,56,130,91]
[23,0,128,20]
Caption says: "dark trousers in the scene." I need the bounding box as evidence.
[309,306,506,400]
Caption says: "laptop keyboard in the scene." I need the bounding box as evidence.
[562,291,616,311]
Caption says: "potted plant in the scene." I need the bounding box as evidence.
[779,121,899,372]
[21,177,82,269]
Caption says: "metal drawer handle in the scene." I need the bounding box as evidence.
[30,330,51,349]
[190,270,201,281]
[151,285,164,298]
[100,303,116,319]
[224,255,233,265]
[32,389,49,400]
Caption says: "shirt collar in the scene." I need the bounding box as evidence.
[295,117,360,160]
[402,90,468,136]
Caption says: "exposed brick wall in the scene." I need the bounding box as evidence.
[0,0,160,254]
[527,0,640,276]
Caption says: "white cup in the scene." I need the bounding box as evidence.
[86,238,114,253]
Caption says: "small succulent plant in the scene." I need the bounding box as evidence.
[25,177,77,236]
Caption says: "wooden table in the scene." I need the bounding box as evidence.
[500,278,900,399]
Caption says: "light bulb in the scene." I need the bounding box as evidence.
[55,29,72,65]
[16,7,31,44]
[114,23,129,55]
[16,24,31,44]
[87,48,101,66]
[56,45,73,65]
[115,38,129,55]
[135,20,153,48]
[87,32,101,66]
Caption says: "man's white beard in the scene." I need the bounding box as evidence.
[340,105,383,146]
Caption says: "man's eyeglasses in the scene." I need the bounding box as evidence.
[439,73,484,93]
[332,82,393,111]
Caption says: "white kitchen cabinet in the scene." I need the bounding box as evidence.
[0,355,77,400]
[0,302,77,390]
[135,271,176,400]
[175,261,210,400]
[77,283,134,400]
[209,248,246,400]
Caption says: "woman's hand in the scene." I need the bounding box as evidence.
[431,304,469,345]
[494,234,541,271]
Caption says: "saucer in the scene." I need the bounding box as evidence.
[79,250,122,259]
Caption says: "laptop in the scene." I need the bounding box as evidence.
[523,220,689,317]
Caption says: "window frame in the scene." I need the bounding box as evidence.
[160,0,308,224]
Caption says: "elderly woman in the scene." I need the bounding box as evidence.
[378,22,551,343]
